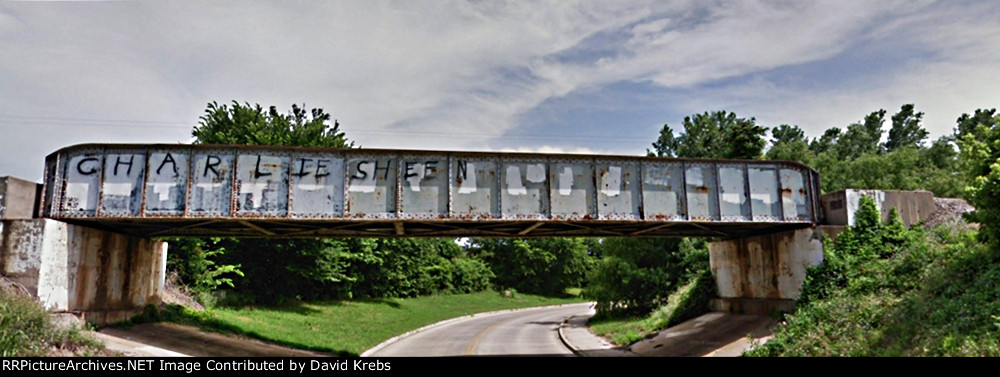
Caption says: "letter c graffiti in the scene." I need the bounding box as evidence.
[77,157,99,175]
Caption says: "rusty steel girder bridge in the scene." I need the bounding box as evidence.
[40,144,821,238]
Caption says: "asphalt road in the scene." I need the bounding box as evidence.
[365,302,594,357]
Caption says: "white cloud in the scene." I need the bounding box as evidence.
[1,0,999,180]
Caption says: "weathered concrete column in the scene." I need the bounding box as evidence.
[708,227,825,315]
[0,218,167,325]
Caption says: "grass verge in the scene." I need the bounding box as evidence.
[133,289,586,356]
[588,270,716,346]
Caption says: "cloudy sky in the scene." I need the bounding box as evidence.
[2,1,999,181]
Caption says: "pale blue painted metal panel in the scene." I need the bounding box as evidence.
[145,150,188,216]
[399,154,449,219]
[345,155,397,219]
[235,153,289,217]
[549,159,596,220]
[188,150,233,217]
[289,153,344,219]
[41,144,823,238]
[450,158,498,219]
[500,158,548,220]
[99,150,146,217]
[596,160,640,220]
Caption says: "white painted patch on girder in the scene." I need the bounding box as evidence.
[296,183,324,191]
[722,192,743,204]
[195,181,220,190]
[239,182,268,208]
[558,167,573,196]
[750,192,774,204]
[65,182,96,210]
[601,166,622,197]
[506,166,527,195]
[407,162,424,192]
[151,182,174,201]
[526,164,545,183]
[458,163,477,194]
[687,168,704,186]
[348,179,377,193]
[103,182,133,197]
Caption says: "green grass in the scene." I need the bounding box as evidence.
[144,289,586,356]
[588,315,650,346]
[588,270,716,346]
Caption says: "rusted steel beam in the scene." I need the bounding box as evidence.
[41,143,820,238]
[238,220,277,236]
[516,222,544,235]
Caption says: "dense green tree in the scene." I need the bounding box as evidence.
[956,109,1000,246]
[885,104,928,152]
[193,101,352,148]
[766,124,812,164]
[180,102,355,303]
[650,110,768,159]
[809,127,842,155]
[468,238,594,296]
[955,108,997,140]
[649,124,678,158]
[584,238,708,316]
[834,110,885,159]
[770,124,807,145]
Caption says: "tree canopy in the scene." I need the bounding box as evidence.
[650,110,768,159]
[192,101,353,148]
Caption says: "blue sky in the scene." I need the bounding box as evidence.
[2,1,999,181]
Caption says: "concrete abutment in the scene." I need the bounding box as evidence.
[1,219,167,325]
[1,177,166,325]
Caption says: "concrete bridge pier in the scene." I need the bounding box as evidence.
[707,189,938,315]
[1,177,166,325]
[707,227,826,315]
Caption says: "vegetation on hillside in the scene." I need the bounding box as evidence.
[0,292,108,356]
[746,197,998,356]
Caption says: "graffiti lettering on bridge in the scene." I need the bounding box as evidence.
[45,145,818,228]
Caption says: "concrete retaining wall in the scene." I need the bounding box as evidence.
[821,189,935,227]
[709,227,825,314]
[0,176,41,220]
[0,219,166,324]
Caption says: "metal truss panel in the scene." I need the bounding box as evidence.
[42,143,821,238]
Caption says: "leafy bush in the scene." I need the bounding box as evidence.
[748,200,1000,356]
[165,237,243,296]
[584,237,709,317]
[468,238,595,296]
[587,269,717,346]
[0,293,105,356]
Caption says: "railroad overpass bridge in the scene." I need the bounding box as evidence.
[40,143,821,239]
[2,143,835,323]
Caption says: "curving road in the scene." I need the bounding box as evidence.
[365,302,594,357]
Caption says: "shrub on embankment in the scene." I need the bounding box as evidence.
[0,290,107,356]
[583,237,711,318]
[588,268,717,345]
[745,196,1000,356]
